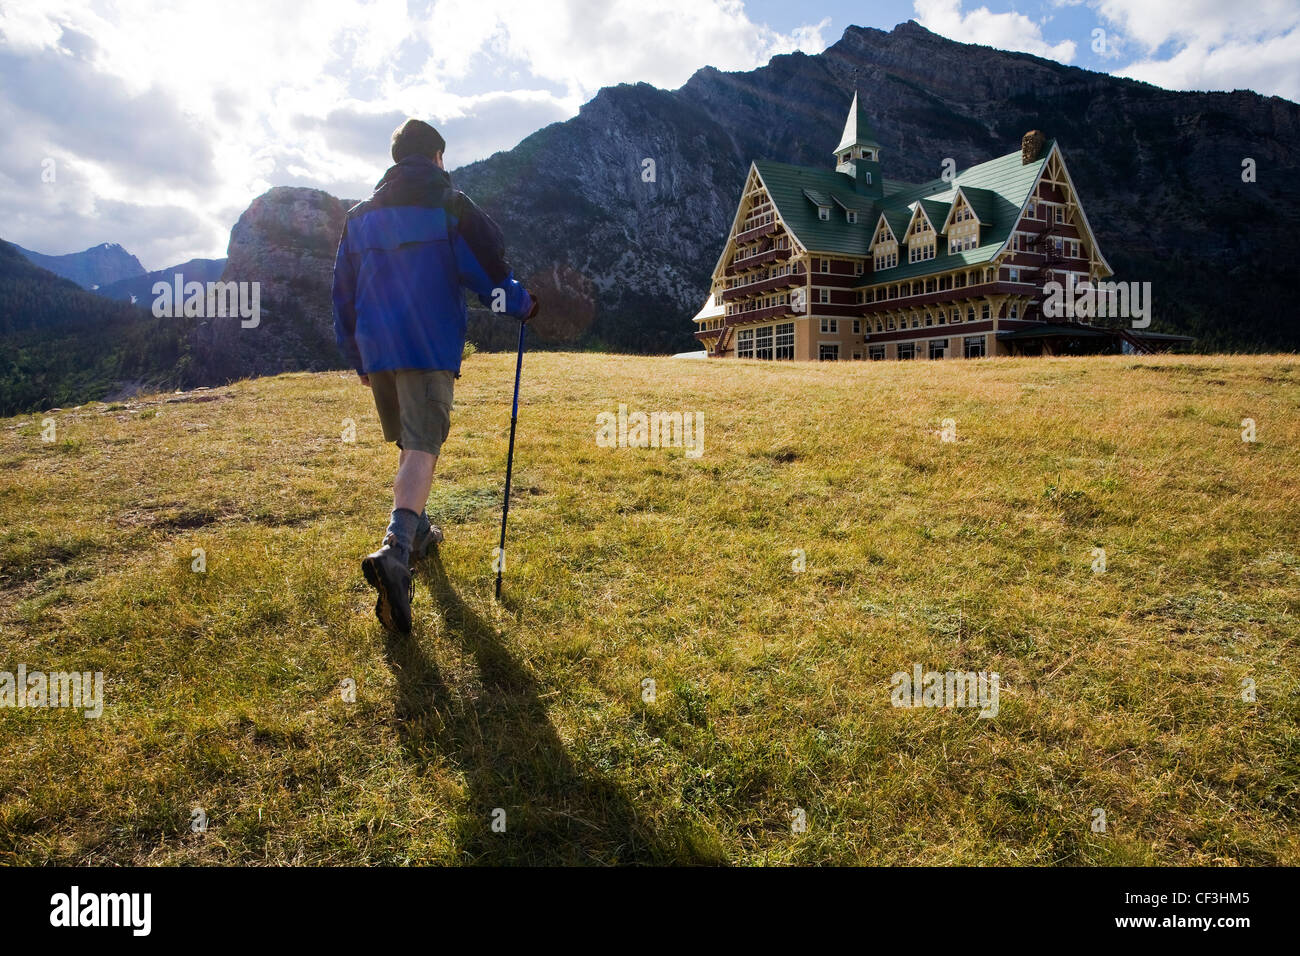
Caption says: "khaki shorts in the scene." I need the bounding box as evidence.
[369,369,455,456]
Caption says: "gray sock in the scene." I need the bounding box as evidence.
[416,510,432,538]
[385,508,420,564]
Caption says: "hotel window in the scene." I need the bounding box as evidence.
[1055,205,1065,224]
[816,288,830,304]
[886,317,896,330]
[818,207,830,221]
[981,303,991,320]
[898,343,916,360]
[815,258,829,273]
[1008,302,1019,319]
[967,307,977,322]
[929,339,948,359]
[775,322,795,360]
[853,319,861,334]
[852,350,863,360]
[937,309,947,325]
[952,307,961,324]
[924,312,933,327]
[819,343,839,361]
[855,260,865,276]
[820,318,838,333]
[964,335,987,358]
[737,328,755,358]
[755,325,774,360]
[869,345,886,360]
[1028,199,1037,219]
[1008,267,1020,282]
[846,210,858,223]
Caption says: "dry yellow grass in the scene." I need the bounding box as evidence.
[0,351,1297,864]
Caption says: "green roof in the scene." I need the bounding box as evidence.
[876,206,911,245]
[753,160,877,256]
[834,92,880,153]
[754,143,1052,279]
[855,144,1053,284]
[956,185,998,225]
[917,198,950,231]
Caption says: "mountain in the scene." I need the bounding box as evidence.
[450,19,1300,354]
[0,239,191,414]
[14,241,146,290]
[94,258,227,306]
[202,20,1300,372]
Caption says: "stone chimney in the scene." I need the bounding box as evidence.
[1022,130,1047,165]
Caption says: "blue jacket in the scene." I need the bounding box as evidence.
[331,156,532,375]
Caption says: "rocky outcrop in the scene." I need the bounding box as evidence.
[191,187,353,381]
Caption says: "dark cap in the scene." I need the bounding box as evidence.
[391,118,446,162]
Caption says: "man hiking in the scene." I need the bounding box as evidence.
[332,118,537,633]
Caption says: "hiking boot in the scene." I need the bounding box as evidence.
[361,533,413,633]
[410,517,444,567]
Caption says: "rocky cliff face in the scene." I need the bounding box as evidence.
[192,187,353,381]
[208,19,1300,373]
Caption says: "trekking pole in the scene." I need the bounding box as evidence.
[495,317,527,600]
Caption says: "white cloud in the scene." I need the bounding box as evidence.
[1097,0,1300,101]
[913,0,1077,62]
[0,0,829,266]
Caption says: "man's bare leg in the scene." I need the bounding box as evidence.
[395,448,436,513]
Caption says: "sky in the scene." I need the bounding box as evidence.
[1,0,1297,270]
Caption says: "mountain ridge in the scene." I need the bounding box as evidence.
[14,241,146,290]
[6,19,1298,406]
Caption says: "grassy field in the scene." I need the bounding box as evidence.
[0,351,1297,865]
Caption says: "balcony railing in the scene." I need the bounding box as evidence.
[734,219,779,246]
[720,302,803,326]
[728,245,791,274]
[720,269,805,302]
[859,280,1038,315]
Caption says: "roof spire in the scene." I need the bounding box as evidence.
[834,90,880,155]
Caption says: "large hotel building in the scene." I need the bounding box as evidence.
[693,93,1188,360]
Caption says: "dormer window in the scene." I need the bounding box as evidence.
[818,206,830,221]
[846,210,857,223]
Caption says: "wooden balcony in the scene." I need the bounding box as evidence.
[734,220,779,246]
[859,280,1038,315]
[719,302,803,326]
[719,269,805,302]
[727,244,792,274]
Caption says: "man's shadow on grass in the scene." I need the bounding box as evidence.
[382,551,667,865]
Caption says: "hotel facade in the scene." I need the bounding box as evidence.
[693,94,1187,360]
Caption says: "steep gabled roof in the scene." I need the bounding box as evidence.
[880,207,912,245]
[750,140,1053,270]
[856,144,1052,284]
[917,199,950,233]
[939,185,996,231]
[754,160,874,256]
[956,185,998,225]
[832,193,873,213]
[801,187,832,209]
[834,92,881,153]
